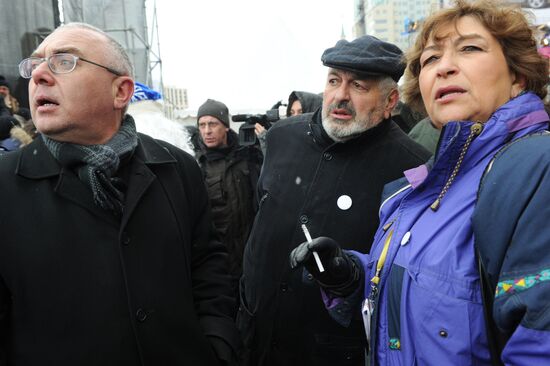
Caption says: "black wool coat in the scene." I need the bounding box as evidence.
[196,130,263,295]
[238,110,431,366]
[0,133,240,365]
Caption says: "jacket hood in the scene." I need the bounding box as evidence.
[286,91,323,117]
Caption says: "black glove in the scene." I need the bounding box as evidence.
[289,237,361,297]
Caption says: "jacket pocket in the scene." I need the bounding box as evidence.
[205,173,226,206]
[387,264,405,351]
[409,270,488,365]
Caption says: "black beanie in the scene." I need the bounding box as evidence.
[0,75,10,90]
[197,99,230,127]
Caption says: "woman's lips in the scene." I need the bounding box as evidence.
[435,86,466,101]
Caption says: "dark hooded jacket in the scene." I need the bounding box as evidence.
[196,129,263,297]
[286,91,323,117]
[238,110,430,366]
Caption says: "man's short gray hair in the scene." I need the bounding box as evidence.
[376,76,398,101]
[58,22,134,79]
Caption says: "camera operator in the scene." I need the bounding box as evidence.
[253,108,279,154]
[232,107,279,154]
[196,99,263,302]
[254,92,322,154]
[286,90,323,117]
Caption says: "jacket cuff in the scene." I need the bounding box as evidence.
[201,315,242,362]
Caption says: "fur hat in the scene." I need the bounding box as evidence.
[197,99,230,127]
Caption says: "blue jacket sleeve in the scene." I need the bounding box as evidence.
[473,134,550,365]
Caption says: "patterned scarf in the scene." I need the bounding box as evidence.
[42,115,138,215]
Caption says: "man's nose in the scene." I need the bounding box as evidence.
[333,84,351,102]
[31,60,55,85]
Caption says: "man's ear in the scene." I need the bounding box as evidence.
[384,89,400,119]
[113,77,134,111]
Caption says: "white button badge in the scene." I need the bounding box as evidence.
[401,231,411,246]
[337,195,353,210]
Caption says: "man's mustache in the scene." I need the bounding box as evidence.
[328,101,356,117]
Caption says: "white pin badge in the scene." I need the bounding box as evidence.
[337,195,353,210]
[401,231,411,246]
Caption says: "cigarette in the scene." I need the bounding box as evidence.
[301,224,325,273]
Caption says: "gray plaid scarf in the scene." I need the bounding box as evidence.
[42,115,138,215]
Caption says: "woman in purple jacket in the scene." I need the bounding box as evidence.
[291,0,550,365]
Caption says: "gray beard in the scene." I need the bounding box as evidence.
[321,107,384,142]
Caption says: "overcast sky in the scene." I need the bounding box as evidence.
[152,0,354,113]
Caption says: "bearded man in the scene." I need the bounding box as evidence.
[237,35,430,366]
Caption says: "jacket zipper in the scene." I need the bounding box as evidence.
[430,123,483,211]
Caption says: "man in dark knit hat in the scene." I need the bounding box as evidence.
[196,99,263,302]
[238,35,430,366]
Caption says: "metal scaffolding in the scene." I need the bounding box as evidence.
[59,0,163,90]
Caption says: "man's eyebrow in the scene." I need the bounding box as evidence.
[31,47,83,58]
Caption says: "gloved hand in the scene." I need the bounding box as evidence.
[289,237,361,296]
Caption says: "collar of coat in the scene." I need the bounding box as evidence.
[15,132,177,179]
[196,128,240,161]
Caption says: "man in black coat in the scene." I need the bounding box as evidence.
[195,99,263,302]
[238,35,431,366]
[0,23,240,365]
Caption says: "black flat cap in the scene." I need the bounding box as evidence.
[321,35,405,82]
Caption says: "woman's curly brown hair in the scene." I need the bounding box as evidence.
[401,0,549,114]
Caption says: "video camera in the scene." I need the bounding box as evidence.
[232,108,280,146]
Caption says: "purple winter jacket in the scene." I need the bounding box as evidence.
[343,92,550,365]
